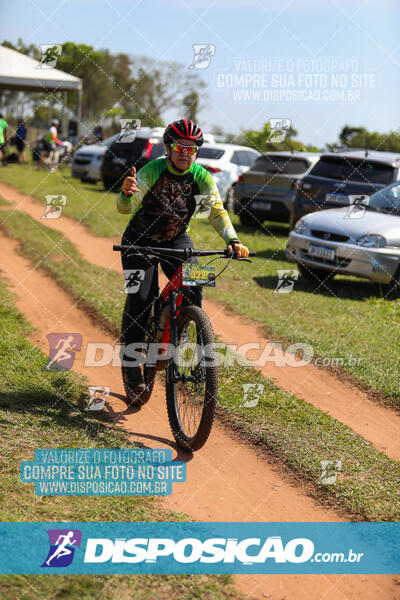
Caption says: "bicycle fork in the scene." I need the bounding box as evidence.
[167,290,181,383]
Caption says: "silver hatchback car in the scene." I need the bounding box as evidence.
[286,181,400,298]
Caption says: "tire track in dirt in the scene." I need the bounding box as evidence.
[1,227,398,600]
[1,182,399,462]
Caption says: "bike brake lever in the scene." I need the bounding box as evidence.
[223,251,251,262]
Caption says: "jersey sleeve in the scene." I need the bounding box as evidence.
[116,159,163,216]
[196,166,238,245]
[50,126,61,145]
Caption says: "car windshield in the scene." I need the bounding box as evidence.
[251,156,310,175]
[197,147,225,160]
[310,156,395,184]
[100,134,119,147]
[368,183,400,215]
[109,137,148,157]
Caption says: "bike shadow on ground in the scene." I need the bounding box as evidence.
[0,390,194,462]
[253,274,383,301]
[0,389,130,445]
[103,391,195,462]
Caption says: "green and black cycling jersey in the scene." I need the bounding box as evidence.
[116,157,239,244]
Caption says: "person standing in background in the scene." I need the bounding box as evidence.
[16,119,28,163]
[44,118,63,172]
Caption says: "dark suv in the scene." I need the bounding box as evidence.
[101,127,165,190]
[234,152,320,226]
[291,150,400,228]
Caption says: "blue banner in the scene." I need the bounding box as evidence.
[0,523,399,574]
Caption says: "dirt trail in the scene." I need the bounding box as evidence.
[0,205,399,598]
[1,182,400,462]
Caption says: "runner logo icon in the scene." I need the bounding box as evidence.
[42,529,82,568]
[275,270,299,294]
[121,269,145,294]
[43,333,82,372]
[189,44,216,69]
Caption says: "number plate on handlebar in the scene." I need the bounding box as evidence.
[182,263,216,287]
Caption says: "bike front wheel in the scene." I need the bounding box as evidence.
[166,305,218,451]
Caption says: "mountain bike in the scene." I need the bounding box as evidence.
[113,244,255,451]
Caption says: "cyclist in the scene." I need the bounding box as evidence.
[117,118,249,394]
[44,118,63,172]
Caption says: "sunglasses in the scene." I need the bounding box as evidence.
[170,143,198,155]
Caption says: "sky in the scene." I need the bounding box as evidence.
[1,0,400,147]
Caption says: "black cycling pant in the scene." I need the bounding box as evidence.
[120,228,202,359]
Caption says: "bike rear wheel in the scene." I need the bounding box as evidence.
[166,305,218,451]
[121,296,156,406]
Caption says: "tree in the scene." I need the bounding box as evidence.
[337,125,400,153]
[128,56,207,124]
[230,122,318,153]
[2,38,41,60]
[56,43,135,121]
[182,92,200,121]
[0,39,208,131]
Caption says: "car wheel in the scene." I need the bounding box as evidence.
[385,265,400,299]
[239,212,259,227]
[289,204,299,230]
[225,186,237,213]
[298,263,335,282]
[237,202,260,227]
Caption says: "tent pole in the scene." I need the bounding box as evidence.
[48,93,53,124]
[62,90,68,138]
[77,88,82,138]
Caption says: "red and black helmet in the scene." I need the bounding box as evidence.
[163,119,204,147]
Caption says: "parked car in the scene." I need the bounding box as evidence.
[71,134,119,183]
[196,143,260,209]
[233,152,320,226]
[285,181,400,298]
[101,127,166,190]
[291,150,400,228]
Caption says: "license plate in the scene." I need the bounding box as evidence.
[251,201,271,211]
[182,263,216,287]
[325,193,349,205]
[308,244,335,260]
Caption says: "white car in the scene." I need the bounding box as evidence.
[71,134,119,183]
[196,143,260,209]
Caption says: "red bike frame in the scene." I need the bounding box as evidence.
[159,264,185,346]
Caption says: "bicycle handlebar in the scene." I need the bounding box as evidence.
[112,244,256,258]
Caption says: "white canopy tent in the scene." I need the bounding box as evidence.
[0,45,82,135]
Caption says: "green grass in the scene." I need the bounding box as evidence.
[0,273,242,600]
[1,164,399,401]
[217,360,400,521]
[0,574,239,600]
[1,209,400,521]
[0,209,124,336]
[0,163,126,236]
